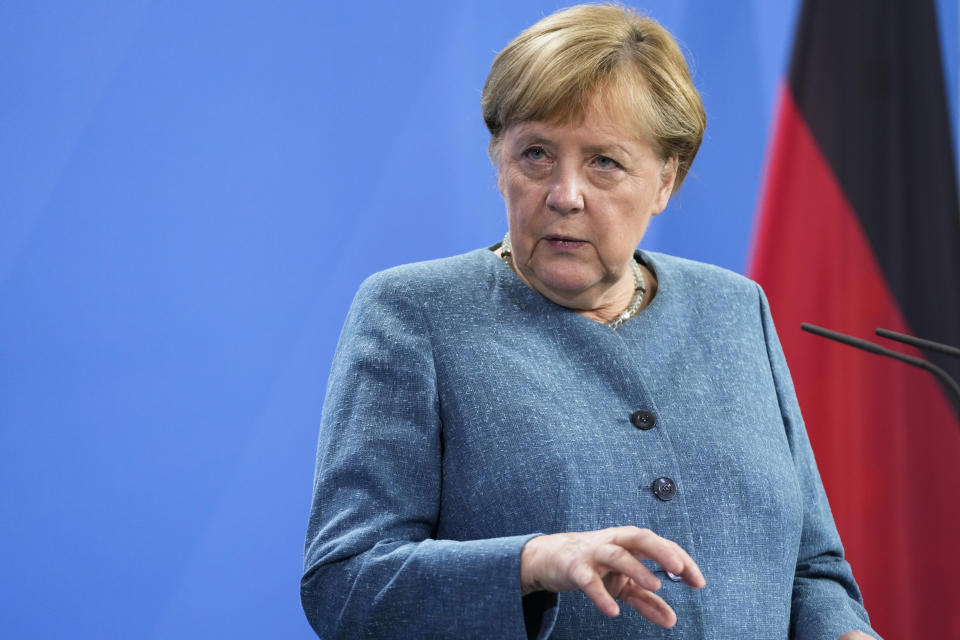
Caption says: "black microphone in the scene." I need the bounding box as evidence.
[874,327,960,358]
[800,323,960,417]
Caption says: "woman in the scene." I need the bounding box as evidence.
[302,5,879,639]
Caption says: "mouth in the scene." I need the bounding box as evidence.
[544,235,587,250]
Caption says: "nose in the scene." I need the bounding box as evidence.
[545,165,585,214]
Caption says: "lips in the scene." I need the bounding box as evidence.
[544,235,587,250]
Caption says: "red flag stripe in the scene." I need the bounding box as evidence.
[751,87,960,639]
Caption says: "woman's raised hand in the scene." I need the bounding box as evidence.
[520,526,705,628]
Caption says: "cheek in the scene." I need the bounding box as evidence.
[625,214,652,243]
[503,179,542,226]
[597,205,653,257]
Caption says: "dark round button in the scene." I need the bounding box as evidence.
[666,571,684,582]
[630,410,656,430]
[651,477,677,501]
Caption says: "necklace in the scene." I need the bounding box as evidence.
[499,233,646,329]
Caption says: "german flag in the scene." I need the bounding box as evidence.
[749,1,960,637]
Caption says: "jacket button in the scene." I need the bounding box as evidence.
[651,477,677,501]
[666,571,684,582]
[630,410,656,430]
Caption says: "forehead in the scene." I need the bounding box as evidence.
[506,99,651,150]
[507,80,653,141]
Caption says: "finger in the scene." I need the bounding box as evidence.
[610,529,705,588]
[622,586,678,628]
[572,564,621,617]
[601,572,631,599]
[659,539,706,588]
[593,543,661,591]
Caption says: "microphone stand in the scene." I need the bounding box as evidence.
[800,323,960,423]
[873,327,960,358]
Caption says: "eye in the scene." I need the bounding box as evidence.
[592,155,622,170]
[522,145,549,162]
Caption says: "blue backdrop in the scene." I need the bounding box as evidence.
[1,2,956,637]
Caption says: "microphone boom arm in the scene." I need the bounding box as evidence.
[800,323,960,415]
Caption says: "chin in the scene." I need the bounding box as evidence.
[532,266,600,297]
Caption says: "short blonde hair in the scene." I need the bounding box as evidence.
[481,4,705,192]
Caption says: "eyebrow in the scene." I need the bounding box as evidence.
[513,133,552,147]
[513,133,632,159]
[582,143,631,158]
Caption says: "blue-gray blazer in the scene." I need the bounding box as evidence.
[302,248,879,639]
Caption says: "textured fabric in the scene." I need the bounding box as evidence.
[302,247,879,640]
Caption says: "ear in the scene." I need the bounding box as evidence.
[492,142,506,196]
[651,156,678,216]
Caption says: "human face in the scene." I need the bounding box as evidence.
[497,103,677,316]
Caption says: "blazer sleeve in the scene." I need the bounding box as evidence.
[756,284,882,640]
[301,270,558,640]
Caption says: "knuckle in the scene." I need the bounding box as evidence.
[667,552,684,571]
[572,563,595,589]
[571,539,591,559]
[599,545,625,564]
